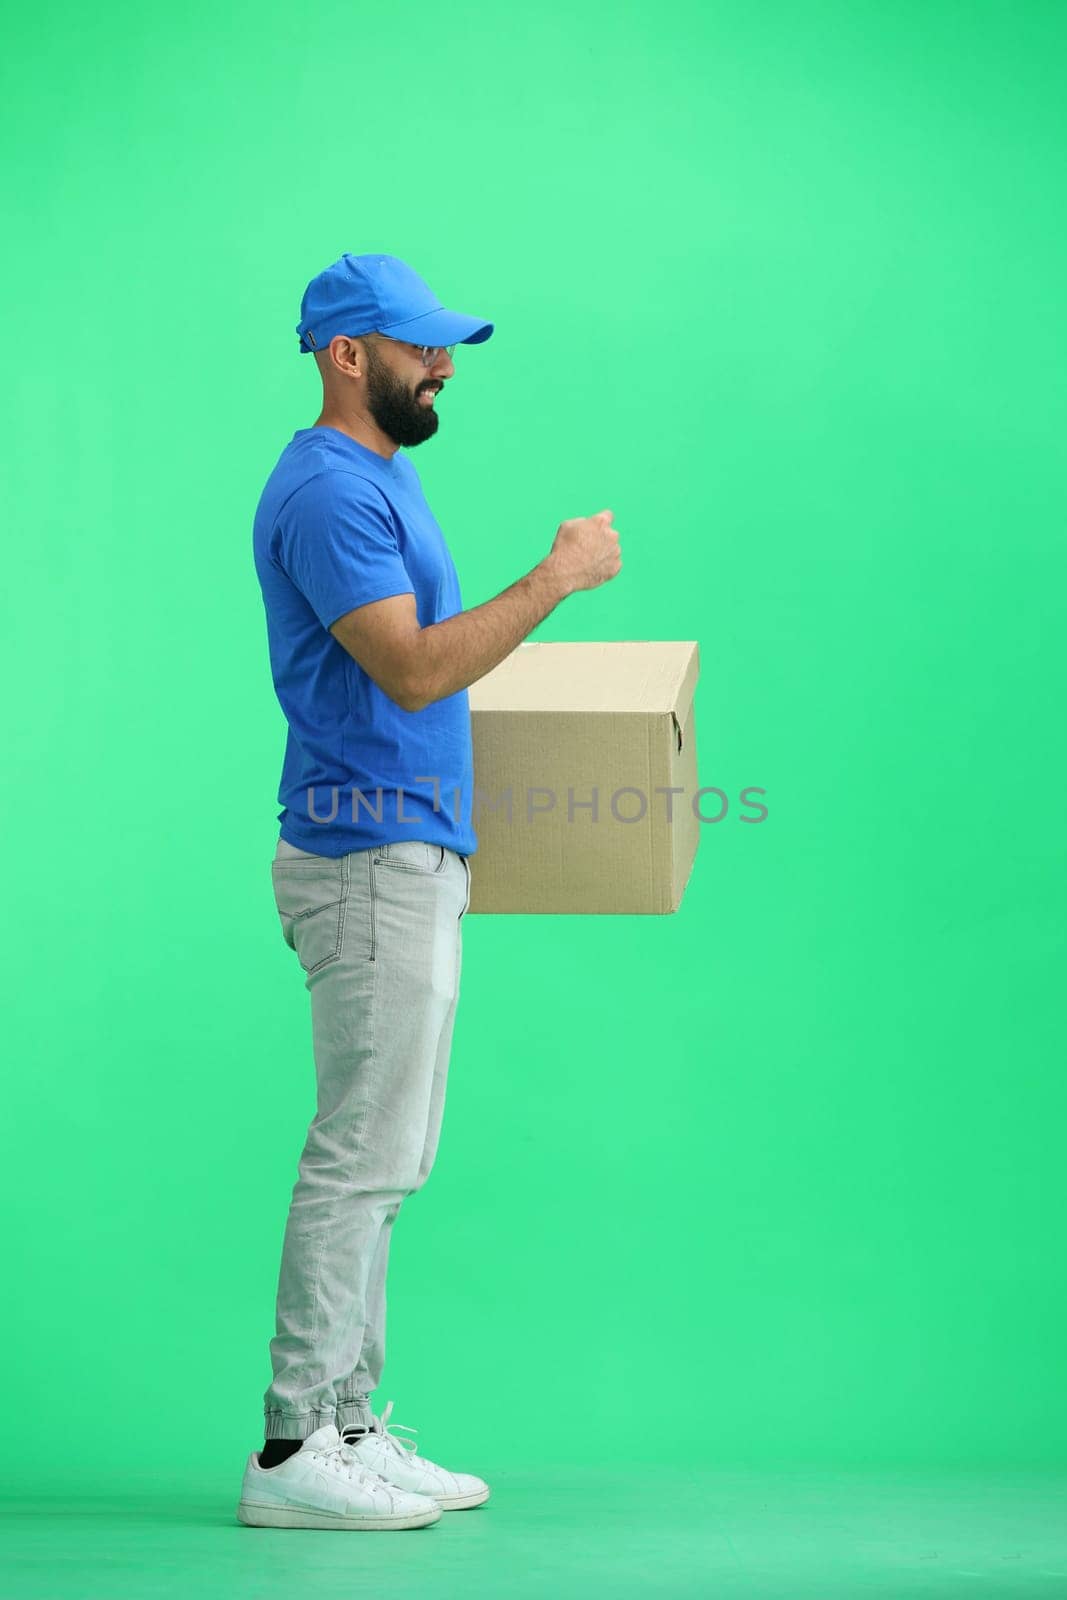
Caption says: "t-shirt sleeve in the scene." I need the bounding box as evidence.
[279,471,415,630]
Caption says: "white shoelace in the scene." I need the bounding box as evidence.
[303,1434,392,1486]
[340,1400,428,1469]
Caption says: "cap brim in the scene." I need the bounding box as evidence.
[377,308,494,345]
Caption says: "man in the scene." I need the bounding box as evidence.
[238,253,621,1532]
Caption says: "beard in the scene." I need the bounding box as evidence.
[364,344,441,449]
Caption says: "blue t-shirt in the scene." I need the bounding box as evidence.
[252,426,476,858]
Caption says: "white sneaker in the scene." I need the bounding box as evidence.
[340,1401,491,1511]
[236,1423,442,1530]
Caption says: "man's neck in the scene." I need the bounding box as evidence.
[312,414,397,461]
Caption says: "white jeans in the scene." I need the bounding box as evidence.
[262,835,471,1440]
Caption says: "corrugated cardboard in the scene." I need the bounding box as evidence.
[467,640,701,914]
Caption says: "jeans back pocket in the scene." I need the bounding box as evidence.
[271,858,347,974]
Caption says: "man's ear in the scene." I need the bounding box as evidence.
[322,337,362,379]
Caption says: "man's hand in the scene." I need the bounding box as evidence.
[542,509,623,594]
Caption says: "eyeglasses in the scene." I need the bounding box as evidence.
[369,333,456,367]
[417,344,455,367]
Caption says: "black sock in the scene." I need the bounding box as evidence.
[259,1437,304,1470]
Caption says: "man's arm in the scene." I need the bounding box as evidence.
[329,510,622,712]
[329,560,565,711]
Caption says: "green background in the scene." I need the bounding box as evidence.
[4,0,1066,1593]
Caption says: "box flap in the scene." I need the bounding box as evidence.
[469,640,700,714]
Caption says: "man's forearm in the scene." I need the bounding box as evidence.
[408,559,570,710]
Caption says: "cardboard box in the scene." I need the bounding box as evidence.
[467,640,701,914]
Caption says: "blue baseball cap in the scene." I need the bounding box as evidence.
[297,253,494,355]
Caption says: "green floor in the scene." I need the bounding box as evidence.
[4,1465,1066,1598]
